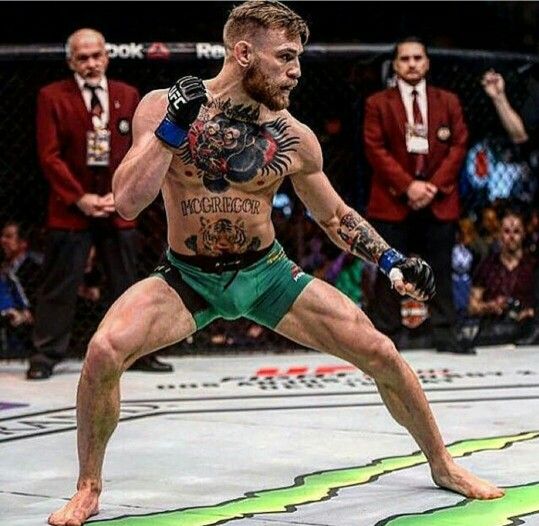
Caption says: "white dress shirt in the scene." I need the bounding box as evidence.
[397,78,428,129]
[75,73,109,127]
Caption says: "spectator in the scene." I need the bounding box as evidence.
[451,217,488,353]
[452,221,476,322]
[363,36,471,353]
[28,28,172,379]
[460,216,489,266]
[468,210,535,346]
[470,70,538,206]
[0,222,42,357]
[482,69,539,344]
[481,69,529,145]
[525,208,539,257]
[478,205,501,255]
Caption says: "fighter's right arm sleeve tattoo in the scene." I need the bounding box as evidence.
[337,210,391,263]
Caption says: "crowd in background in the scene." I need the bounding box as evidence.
[1,36,539,366]
[190,54,539,353]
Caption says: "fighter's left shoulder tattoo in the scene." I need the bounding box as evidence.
[179,99,300,193]
[337,211,389,263]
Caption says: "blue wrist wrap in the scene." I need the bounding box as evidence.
[378,248,406,276]
[155,117,188,148]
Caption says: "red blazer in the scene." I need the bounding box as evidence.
[364,85,468,221]
[36,78,140,230]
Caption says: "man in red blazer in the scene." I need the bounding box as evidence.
[28,28,172,378]
[364,36,471,354]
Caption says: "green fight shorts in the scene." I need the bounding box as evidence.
[153,241,314,329]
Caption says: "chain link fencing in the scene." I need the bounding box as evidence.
[0,43,537,357]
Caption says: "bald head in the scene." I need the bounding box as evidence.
[66,28,109,84]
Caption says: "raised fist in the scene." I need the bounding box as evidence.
[481,69,505,100]
[155,76,208,148]
[166,76,207,128]
[379,248,436,301]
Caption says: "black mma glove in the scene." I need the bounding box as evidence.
[378,248,436,300]
[155,75,208,148]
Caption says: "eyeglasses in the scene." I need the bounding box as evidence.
[502,228,523,235]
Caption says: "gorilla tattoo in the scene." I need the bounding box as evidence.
[180,102,299,193]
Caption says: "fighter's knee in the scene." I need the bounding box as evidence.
[362,333,400,378]
[85,332,124,380]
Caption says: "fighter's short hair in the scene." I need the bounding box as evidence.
[223,0,309,51]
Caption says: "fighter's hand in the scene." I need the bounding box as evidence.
[391,257,436,301]
[167,76,208,127]
[378,249,436,301]
[155,76,208,148]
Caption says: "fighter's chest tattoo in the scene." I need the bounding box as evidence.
[179,99,300,193]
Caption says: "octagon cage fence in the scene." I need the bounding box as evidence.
[0,42,537,358]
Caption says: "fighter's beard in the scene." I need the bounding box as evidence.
[243,63,288,111]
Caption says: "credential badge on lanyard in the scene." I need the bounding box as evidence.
[405,122,429,154]
[86,113,111,167]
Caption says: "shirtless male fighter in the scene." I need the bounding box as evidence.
[49,1,503,524]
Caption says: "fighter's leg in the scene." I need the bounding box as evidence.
[275,278,503,500]
[49,276,196,526]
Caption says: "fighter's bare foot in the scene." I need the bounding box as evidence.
[432,461,505,500]
[48,489,99,526]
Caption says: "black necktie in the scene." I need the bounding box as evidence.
[85,84,103,117]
